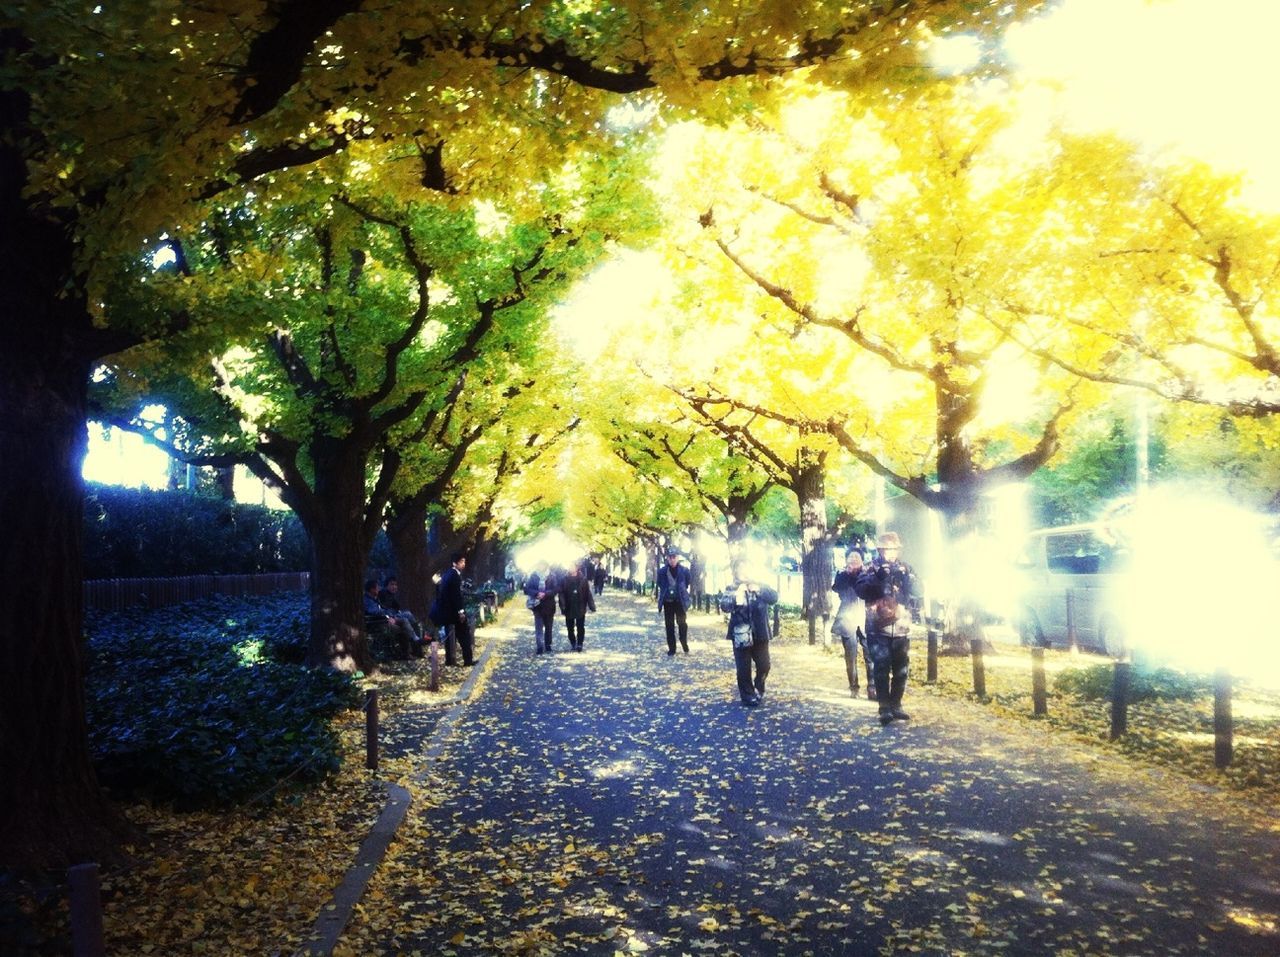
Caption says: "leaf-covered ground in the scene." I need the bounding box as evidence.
[339,592,1280,955]
[8,594,1280,955]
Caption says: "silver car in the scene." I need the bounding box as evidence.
[1013,523,1130,657]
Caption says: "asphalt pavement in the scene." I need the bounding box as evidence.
[340,588,1280,956]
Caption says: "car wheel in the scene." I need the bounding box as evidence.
[1099,616,1127,658]
[1017,609,1046,647]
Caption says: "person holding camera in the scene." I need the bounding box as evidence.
[854,531,918,725]
[831,549,872,699]
[720,559,778,707]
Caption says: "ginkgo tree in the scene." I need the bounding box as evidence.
[643,79,1149,643]
[1,0,1048,866]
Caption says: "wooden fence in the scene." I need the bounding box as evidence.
[83,572,310,611]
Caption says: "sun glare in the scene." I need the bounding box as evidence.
[1007,0,1280,210]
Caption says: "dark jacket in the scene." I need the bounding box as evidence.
[656,562,693,609]
[830,570,864,640]
[719,583,778,643]
[854,559,916,638]
[429,565,465,626]
[524,571,558,615]
[558,573,596,618]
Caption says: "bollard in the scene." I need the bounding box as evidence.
[926,628,938,684]
[772,603,780,637]
[970,639,986,698]
[1065,589,1078,653]
[808,612,817,646]
[1031,647,1048,717]
[428,639,440,692]
[365,690,379,771]
[1110,659,1130,739]
[1214,668,1233,769]
[68,862,106,957]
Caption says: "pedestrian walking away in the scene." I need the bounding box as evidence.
[429,551,474,667]
[720,558,778,707]
[656,546,693,655]
[831,549,872,698]
[854,531,919,725]
[559,560,597,651]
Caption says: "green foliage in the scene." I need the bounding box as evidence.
[84,594,359,807]
[1053,664,1211,703]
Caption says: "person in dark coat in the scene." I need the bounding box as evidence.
[656,547,693,655]
[364,579,423,659]
[854,532,918,725]
[720,559,778,706]
[592,557,607,595]
[523,562,559,655]
[429,552,473,666]
[558,561,597,651]
[831,550,871,698]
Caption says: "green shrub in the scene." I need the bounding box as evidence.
[85,594,359,807]
[82,482,393,579]
[1054,663,1212,702]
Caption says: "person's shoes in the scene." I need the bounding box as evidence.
[851,689,860,699]
[743,695,761,707]
[755,688,765,703]
[536,647,544,655]
[891,709,911,721]
[867,688,878,701]
[667,650,676,657]
[878,711,895,726]
[681,644,689,654]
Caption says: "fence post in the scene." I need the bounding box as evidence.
[926,627,938,684]
[428,640,440,692]
[1031,647,1048,717]
[970,639,986,698]
[772,603,780,638]
[1066,589,1078,653]
[1214,668,1233,769]
[68,863,106,957]
[364,690,379,771]
[1110,660,1130,739]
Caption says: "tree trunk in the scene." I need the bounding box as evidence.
[796,447,833,643]
[303,446,376,672]
[215,465,236,501]
[0,275,129,866]
[385,498,431,624]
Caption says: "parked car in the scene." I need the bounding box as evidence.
[1012,522,1130,657]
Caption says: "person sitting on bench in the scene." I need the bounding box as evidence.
[364,578,423,659]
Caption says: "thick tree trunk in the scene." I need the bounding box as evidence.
[796,449,833,643]
[385,498,431,624]
[303,449,376,672]
[0,283,129,866]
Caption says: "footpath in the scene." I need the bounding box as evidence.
[301,589,1280,956]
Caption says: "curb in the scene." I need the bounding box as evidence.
[291,614,504,957]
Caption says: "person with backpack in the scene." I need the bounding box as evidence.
[855,532,918,725]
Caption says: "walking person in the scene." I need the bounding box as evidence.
[559,560,596,651]
[592,557,606,595]
[831,550,872,699]
[720,559,778,706]
[656,546,693,656]
[429,552,474,667]
[854,532,918,725]
[523,562,558,655]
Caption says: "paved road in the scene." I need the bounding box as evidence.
[347,590,1280,955]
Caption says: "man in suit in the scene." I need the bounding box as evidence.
[430,552,473,666]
